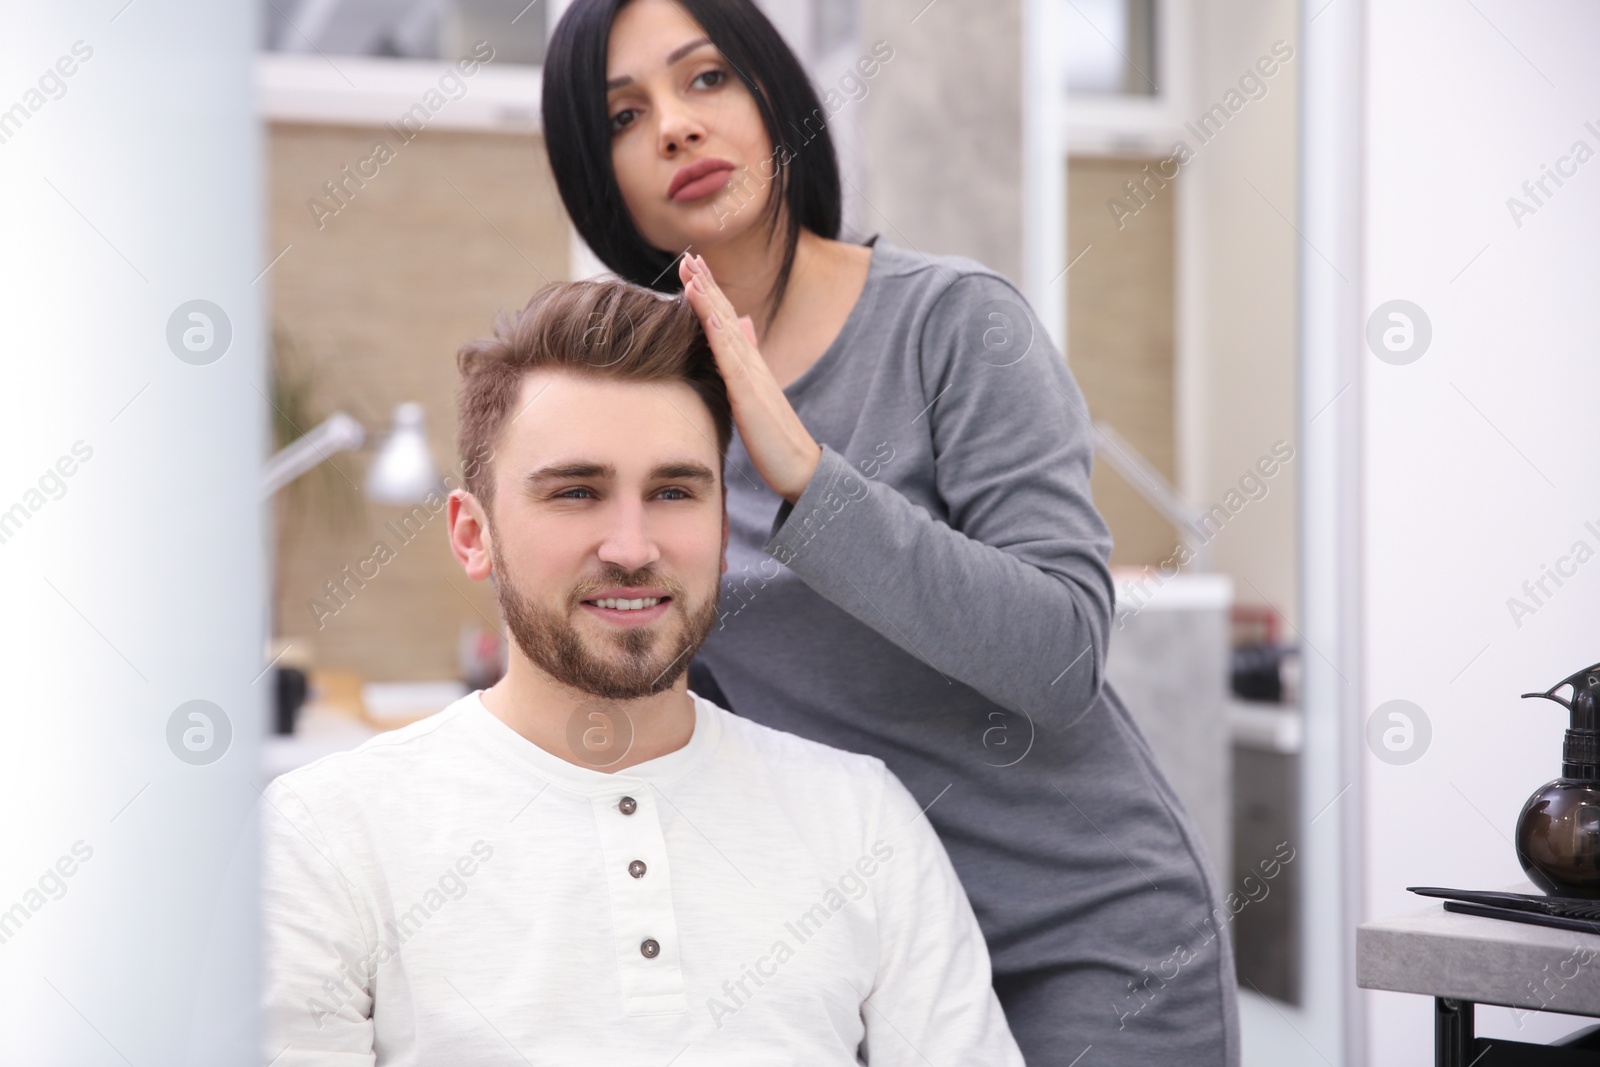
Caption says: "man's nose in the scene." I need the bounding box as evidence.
[596,500,659,571]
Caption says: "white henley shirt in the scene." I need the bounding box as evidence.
[262,689,1025,1066]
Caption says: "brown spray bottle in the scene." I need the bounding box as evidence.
[1516,661,1600,898]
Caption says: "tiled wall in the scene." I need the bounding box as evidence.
[267,122,567,681]
[1067,156,1179,568]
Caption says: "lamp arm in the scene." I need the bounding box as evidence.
[262,411,365,497]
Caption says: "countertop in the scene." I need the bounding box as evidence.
[1357,883,1600,1016]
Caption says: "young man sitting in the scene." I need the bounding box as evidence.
[260,278,1025,1066]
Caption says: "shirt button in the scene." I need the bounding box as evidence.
[628,860,647,879]
[618,796,637,815]
[640,939,660,958]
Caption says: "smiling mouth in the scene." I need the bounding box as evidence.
[582,596,671,612]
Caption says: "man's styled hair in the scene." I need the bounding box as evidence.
[455,279,732,511]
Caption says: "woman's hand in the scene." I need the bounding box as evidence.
[679,254,822,504]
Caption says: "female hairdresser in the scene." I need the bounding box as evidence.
[542,2,1239,1063]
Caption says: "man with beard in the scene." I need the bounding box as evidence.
[259,279,1024,1066]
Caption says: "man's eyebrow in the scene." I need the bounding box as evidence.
[523,460,716,486]
[606,37,714,91]
[526,461,614,486]
[651,461,716,485]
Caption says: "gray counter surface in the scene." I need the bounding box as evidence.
[1357,882,1600,1017]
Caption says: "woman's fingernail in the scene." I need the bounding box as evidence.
[709,312,722,329]
[696,255,708,274]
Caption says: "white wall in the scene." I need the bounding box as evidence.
[0,3,262,1063]
[1360,1,1600,1061]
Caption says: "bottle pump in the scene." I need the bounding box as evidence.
[1516,661,1600,897]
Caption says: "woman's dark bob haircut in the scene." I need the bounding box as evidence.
[542,0,843,319]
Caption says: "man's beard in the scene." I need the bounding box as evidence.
[489,537,720,701]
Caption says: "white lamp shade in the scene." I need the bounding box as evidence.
[365,402,441,505]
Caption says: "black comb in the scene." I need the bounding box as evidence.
[1408,886,1600,923]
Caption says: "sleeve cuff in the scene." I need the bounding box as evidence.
[763,444,867,567]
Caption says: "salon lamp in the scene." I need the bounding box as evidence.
[261,402,441,735]
[261,401,440,502]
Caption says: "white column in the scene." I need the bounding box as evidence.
[1288,0,1364,1063]
[0,3,262,1064]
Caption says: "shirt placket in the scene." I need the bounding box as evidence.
[592,787,687,1015]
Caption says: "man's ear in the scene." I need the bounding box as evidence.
[448,489,495,581]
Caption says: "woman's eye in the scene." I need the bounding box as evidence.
[609,108,637,133]
[692,68,727,90]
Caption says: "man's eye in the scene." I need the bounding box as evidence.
[658,488,691,501]
[556,487,595,500]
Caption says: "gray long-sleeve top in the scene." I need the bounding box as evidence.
[692,237,1239,1065]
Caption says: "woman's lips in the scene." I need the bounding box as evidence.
[670,164,735,202]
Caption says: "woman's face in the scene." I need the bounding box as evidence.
[605,0,776,254]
